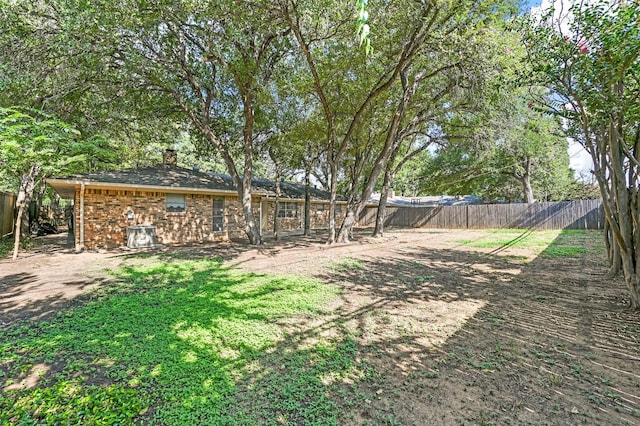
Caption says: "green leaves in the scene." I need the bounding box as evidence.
[0,107,117,186]
[355,0,372,55]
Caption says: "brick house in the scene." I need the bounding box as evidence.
[47,151,346,250]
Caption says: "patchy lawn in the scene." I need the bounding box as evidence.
[1,229,639,425]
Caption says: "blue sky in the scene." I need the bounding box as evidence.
[522,0,542,10]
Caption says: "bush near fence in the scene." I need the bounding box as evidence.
[0,192,16,237]
[358,200,604,231]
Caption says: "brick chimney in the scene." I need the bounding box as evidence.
[163,149,177,166]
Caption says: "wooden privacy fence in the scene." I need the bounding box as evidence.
[358,200,604,230]
[0,192,16,237]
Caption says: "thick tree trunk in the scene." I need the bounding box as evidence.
[522,178,535,203]
[328,160,338,244]
[336,109,405,242]
[304,162,311,236]
[605,220,622,275]
[13,164,41,260]
[239,81,262,245]
[373,169,394,238]
[521,157,535,203]
[240,182,261,245]
[272,161,281,241]
[625,275,640,310]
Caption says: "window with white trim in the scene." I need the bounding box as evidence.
[213,197,224,232]
[277,202,299,218]
[166,193,186,213]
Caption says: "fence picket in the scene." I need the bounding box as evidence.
[0,192,16,237]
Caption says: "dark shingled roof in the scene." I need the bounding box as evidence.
[54,165,342,201]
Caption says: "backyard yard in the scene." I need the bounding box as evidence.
[1,228,639,425]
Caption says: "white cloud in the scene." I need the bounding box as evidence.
[531,0,573,33]
[568,138,593,178]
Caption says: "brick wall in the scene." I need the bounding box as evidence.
[310,202,346,229]
[261,201,304,233]
[75,188,247,249]
[260,201,347,234]
[73,188,348,249]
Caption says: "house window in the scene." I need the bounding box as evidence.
[166,193,186,213]
[314,203,325,212]
[213,197,224,232]
[277,202,299,218]
[336,204,342,214]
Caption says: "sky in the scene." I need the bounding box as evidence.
[524,0,543,10]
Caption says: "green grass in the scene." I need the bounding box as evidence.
[330,256,366,271]
[456,229,601,258]
[456,229,562,250]
[542,245,587,257]
[0,258,370,425]
[540,230,602,258]
[0,236,11,258]
[0,236,35,259]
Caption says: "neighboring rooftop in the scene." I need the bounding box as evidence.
[366,194,482,207]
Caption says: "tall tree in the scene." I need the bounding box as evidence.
[335,3,519,241]
[282,0,516,243]
[0,108,115,259]
[522,1,640,307]
[110,1,290,244]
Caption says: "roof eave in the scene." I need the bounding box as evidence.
[46,178,250,198]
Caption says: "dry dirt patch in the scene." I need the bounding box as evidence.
[223,228,640,425]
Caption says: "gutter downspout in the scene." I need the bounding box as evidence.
[79,182,85,251]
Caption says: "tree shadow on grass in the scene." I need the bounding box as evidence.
[226,230,639,425]
[283,230,640,425]
[0,258,341,424]
[1,230,639,425]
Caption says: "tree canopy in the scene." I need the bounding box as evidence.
[520,0,640,307]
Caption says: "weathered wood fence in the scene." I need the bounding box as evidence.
[0,192,16,237]
[358,200,604,230]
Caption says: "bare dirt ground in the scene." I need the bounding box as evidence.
[1,228,639,425]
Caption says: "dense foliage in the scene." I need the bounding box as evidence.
[521,0,640,308]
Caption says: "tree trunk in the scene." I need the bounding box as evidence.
[13,164,42,260]
[272,160,282,241]
[336,107,406,242]
[328,158,339,244]
[238,79,262,245]
[304,162,311,236]
[605,220,622,275]
[240,186,261,244]
[625,274,640,310]
[521,157,535,203]
[373,168,394,238]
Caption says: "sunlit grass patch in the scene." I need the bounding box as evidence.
[457,229,562,250]
[455,229,602,258]
[542,245,587,257]
[0,258,343,425]
[541,230,603,258]
[330,256,366,271]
